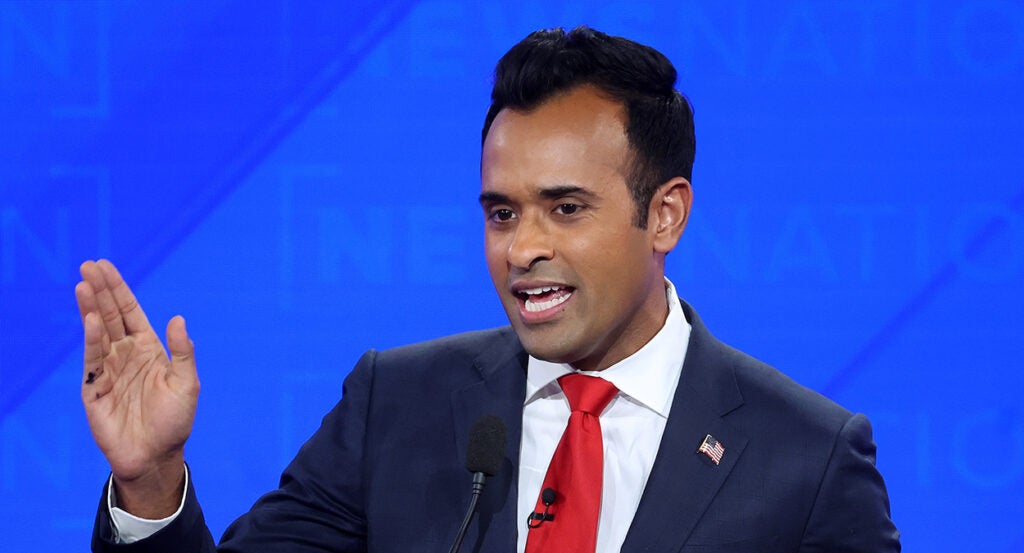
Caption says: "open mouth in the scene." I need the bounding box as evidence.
[516,286,574,313]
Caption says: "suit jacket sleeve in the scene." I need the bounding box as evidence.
[91,350,380,553]
[91,473,217,553]
[800,413,900,552]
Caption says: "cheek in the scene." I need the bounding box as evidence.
[569,226,646,265]
[484,239,508,279]
[575,232,652,288]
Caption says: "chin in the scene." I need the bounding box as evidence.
[516,333,578,365]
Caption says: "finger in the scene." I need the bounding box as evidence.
[82,312,113,402]
[166,316,199,392]
[76,279,113,358]
[97,259,153,336]
[80,260,127,341]
[75,279,98,324]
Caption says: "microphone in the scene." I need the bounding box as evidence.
[527,487,556,528]
[449,415,507,553]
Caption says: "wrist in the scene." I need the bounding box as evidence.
[111,453,186,519]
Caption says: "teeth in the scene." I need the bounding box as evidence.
[522,286,562,295]
[525,290,572,312]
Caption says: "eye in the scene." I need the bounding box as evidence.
[490,208,515,222]
[555,203,580,215]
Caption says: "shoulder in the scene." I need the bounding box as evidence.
[350,326,524,391]
[681,300,854,439]
[731,347,853,432]
[373,326,521,366]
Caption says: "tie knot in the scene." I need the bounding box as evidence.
[558,373,619,415]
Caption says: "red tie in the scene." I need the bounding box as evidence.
[525,373,619,553]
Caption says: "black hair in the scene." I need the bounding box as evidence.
[482,26,695,228]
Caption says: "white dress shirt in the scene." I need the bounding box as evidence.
[516,279,691,553]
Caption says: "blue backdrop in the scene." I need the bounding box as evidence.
[2,1,1022,551]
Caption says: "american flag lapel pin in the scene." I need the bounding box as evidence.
[698,434,725,465]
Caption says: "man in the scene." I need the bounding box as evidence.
[77,27,900,552]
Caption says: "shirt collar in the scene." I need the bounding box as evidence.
[524,278,691,418]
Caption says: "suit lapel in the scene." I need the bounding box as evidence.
[621,302,749,553]
[450,328,528,553]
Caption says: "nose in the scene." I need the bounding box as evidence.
[507,217,554,270]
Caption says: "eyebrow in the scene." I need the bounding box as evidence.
[537,185,597,201]
[478,191,509,206]
[478,185,597,206]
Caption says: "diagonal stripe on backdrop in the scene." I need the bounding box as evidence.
[822,188,1024,397]
[0,0,420,419]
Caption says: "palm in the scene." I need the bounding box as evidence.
[76,260,199,482]
[87,329,196,479]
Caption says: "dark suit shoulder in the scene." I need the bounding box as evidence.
[371,326,521,370]
[684,307,855,445]
[729,348,853,431]
[358,326,524,395]
[681,300,852,433]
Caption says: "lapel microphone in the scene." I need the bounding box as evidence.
[449,415,507,553]
[527,487,556,528]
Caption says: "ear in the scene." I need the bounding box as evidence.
[649,177,692,254]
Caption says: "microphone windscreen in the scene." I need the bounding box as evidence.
[466,415,507,476]
[541,487,556,505]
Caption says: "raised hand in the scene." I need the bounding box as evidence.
[76,259,199,518]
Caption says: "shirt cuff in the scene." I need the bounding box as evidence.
[107,464,189,544]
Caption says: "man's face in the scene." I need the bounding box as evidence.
[480,86,670,372]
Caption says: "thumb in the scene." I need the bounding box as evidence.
[166,315,197,379]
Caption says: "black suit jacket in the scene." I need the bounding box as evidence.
[93,302,900,552]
